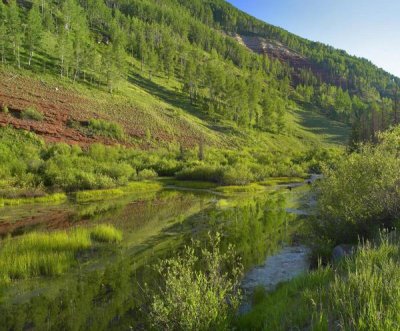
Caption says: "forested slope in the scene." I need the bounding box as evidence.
[0,0,397,194]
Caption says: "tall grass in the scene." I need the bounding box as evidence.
[0,193,67,207]
[75,188,125,202]
[0,225,122,284]
[240,235,400,331]
[90,224,123,243]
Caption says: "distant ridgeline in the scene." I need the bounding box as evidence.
[0,0,399,142]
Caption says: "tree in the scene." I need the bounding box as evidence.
[7,0,22,68]
[0,1,6,63]
[25,2,43,66]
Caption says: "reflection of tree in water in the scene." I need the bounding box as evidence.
[200,193,292,270]
[0,192,295,330]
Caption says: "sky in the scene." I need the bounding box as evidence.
[227,0,400,78]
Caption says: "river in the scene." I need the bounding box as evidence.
[0,182,313,330]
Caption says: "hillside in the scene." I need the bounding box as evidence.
[1,0,398,195]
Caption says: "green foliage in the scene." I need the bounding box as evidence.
[20,107,44,121]
[87,119,125,140]
[1,193,67,207]
[313,127,400,246]
[147,233,243,331]
[1,104,8,114]
[75,188,125,202]
[90,224,123,243]
[0,225,121,284]
[137,169,158,180]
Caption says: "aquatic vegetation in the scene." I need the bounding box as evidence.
[0,193,68,207]
[0,226,122,283]
[216,184,265,194]
[90,225,123,243]
[75,188,125,202]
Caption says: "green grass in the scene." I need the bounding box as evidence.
[259,177,306,186]
[87,118,125,140]
[0,225,122,284]
[75,181,163,202]
[162,179,219,190]
[75,188,125,203]
[239,235,400,331]
[215,184,266,194]
[0,193,68,207]
[122,181,163,194]
[90,224,123,243]
[20,107,44,121]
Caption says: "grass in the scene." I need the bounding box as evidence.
[90,224,123,243]
[20,107,44,121]
[0,225,122,284]
[75,181,163,202]
[215,184,266,194]
[239,235,400,331]
[75,188,125,203]
[122,181,163,194]
[162,179,219,190]
[87,118,125,140]
[259,177,306,186]
[0,193,68,207]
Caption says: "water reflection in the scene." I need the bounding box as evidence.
[0,189,300,330]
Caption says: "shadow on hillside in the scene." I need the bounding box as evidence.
[128,71,206,120]
[295,108,350,145]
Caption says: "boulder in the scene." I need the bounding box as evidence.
[332,244,355,263]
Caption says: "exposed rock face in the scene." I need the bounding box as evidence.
[332,244,355,263]
[235,34,346,87]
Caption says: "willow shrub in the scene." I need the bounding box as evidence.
[313,127,400,247]
[147,233,243,331]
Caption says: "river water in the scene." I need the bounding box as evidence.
[0,183,313,330]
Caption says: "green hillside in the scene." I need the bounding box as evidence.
[2,0,398,196]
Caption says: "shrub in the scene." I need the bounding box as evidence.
[313,133,400,247]
[90,224,122,243]
[176,164,224,183]
[137,168,158,180]
[222,164,255,186]
[21,107,44,121]
[1,105,9,114]
[87,119,125,140]
[147,233,243,330]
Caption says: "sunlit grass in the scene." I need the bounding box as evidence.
[216,184,265,194]
[0,193,68,207]
[0,225,122,284]
[90,224,123,243]
[239,235,400,331]
[75,188,125,202]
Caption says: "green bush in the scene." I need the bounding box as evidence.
[137,168,158,180]
[222,164,255,185]
[176,164,224,183]
[21,107,44,121]
[87,119,125,140]
[313,128,400,247]
[1,105,9,114]
[147,233,243,330]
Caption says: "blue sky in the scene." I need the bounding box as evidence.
[227,0,400,77]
